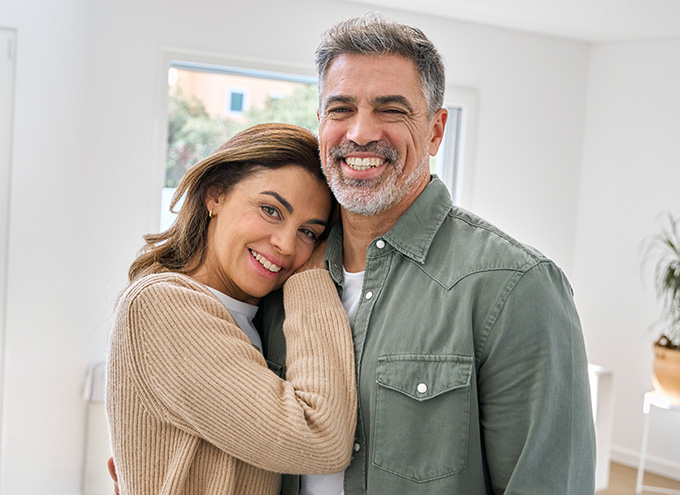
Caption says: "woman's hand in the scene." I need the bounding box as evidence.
[294,240,327,274]
[107,457,119,495]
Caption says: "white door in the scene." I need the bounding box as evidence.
[0,28,16,303]
[0,26,17,486]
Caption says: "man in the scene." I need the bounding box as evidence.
[258,13,596,494]
[109,13,595,494]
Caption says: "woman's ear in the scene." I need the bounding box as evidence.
[205,185,222,213]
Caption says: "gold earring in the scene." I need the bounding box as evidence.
[209,210,213,219]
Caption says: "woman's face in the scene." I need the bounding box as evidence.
[197,165,332,304]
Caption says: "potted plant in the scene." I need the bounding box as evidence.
[644,212,680,400]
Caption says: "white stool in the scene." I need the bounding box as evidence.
[635,391,680,495]
[589,364,614,492]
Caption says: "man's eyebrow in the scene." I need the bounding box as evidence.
[261,191,293,213]
[373,95,414,112]
[323,95,357,107]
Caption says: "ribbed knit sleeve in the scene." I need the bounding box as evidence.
[109,270,356,481]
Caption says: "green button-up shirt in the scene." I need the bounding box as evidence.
[259,177,595,494]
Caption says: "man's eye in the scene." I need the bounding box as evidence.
[328,107,351,115]
[382,108,406,115]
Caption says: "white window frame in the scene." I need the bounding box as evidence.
[440,85,478,209]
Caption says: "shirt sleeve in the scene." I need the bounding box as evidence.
[476,261,596,494]
[119,269,357,475]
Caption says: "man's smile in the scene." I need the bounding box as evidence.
[344,156,386,171]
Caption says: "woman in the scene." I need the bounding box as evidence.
[106,123,357,494]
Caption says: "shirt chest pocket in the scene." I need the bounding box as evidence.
[372,355,473,483]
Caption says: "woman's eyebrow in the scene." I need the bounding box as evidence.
[261,191,293,213]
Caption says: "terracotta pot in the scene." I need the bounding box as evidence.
[653,343,680,401]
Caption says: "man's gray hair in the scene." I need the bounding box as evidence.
[315,13,446,117]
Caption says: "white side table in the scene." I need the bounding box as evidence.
[635,391,680,495]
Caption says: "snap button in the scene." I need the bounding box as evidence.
[365,291,373,300]
[353,443,361,452]
[417,383,428,394]
[376,239,386,249]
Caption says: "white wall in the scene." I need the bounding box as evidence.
[573,39,680,478]
[436,26,589,275]
[2,0,654,492]
[0,1,97,493]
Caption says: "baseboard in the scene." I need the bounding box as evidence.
[611,445,680,481]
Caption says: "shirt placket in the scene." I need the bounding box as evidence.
[344,238,391,495]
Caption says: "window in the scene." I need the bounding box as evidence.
[161,60,318,230]
[158,56,476,229]
[436,86,479,207]
[430,107,462,201]
[226,87,248,115]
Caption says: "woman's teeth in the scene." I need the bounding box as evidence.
[345,156,384,171]
[250,249,281,273]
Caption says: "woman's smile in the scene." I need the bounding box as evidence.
[194,165,332,304]
[249,248,283,273]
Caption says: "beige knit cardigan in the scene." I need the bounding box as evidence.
[106,269,357,495]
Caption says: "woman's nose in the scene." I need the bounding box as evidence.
[270,228,296,256]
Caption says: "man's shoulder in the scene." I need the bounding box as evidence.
[448,206,545,259]
[422,206,548,288]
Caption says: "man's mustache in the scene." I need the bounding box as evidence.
[328,141,400,164]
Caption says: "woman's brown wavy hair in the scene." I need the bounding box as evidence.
[128,123,334,283]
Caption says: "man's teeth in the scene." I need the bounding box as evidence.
[345,156,384,171]
[250,249,281,273]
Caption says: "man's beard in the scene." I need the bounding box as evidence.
[323,141,429,216]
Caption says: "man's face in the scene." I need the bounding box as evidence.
[317,53,446,216]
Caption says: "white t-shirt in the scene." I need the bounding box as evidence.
[341,269,364,327]
[206,286,262,353]
[299,268,365,495]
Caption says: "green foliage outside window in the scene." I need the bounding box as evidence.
[166,83,319,188]
[243,85,319,134]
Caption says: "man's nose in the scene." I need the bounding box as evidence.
[346,110,383,146]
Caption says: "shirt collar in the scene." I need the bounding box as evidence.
[325,221,345,285]
[325,175,453,279]
[382,176,452,264]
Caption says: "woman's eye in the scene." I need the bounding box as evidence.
[261,205,280,218]
[299,228,319,241]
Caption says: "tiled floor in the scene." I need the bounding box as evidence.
[597,462,680,495]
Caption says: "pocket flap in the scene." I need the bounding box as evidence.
[376,354,473,401]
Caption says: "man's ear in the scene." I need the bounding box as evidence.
[429,108,448,156]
